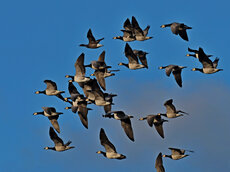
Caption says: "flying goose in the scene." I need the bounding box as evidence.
[119,43,146,70]
[131,16,152,41]
[155,152,165,172]
[65,53,90,83]
[44,127,75,152]
[113,18,136,42]
[158,99,188,118]
[192,48,223,74]
[33,107,63,133]
[103,111,134,142]
[35,80,67,102]
[161,22,192,41]
[97,128,126,159]
[163,147,194,160]
[159,65,187,87]
[133,50,149,68]
[187,47,212,58]
[139,114,168,138]
[79,29,104,48]
[84,51,111,70]
[64,81,92,129]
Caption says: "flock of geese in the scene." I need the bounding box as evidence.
[33,16,222,171]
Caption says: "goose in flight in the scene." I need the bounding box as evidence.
[158,99,188,118]
[44,127,75,152]
[192,48,223,74]
[139,114,168,138]
[163,147,194,160]
[65,53,91,83]
[79,29,104,48]
[161,22,192,41]
[119,43,146,70]
[159,65,186,87]
[33,107,63,133]
[35,80,67,102]
[97,128,126,159]
[103,111,134,142]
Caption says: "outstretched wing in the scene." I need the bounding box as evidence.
[49,127,64,146]
[121,118,134,142]
[100,128,117,153]
[44,80,57,90]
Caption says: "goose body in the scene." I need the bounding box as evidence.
[159,65,186,87]
[163,147,193,160]
[33,107,63,133]
[97,128,126,159]
[139,114,168,138]
[119,43,145,70]
[44,127,75,152]
[103,111,134,142]
[161,22,192,41]
[159,99,188,118]
[79,29,104,49]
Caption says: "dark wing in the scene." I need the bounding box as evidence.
[123,18,133,31]
[132,16,144,36]
[198,48,214,68]
[121,118,134,142]
[155,153,165,172]
[49,127,64,146]
[44,80,57,90]
[179,30,189,41]
[75,53,86,77]
[98,51,105,62]
[104,105,111,114]
[48,116,60,133]
[78,104,88,129]
[169,148,184,155]
[125,43,139,64]
[100,128,117,153]
[146,115,155,127]
[121,30,134,37]
[143,25,150,36]
[94,70,106,91]
[172,67,182,87]
[68,82,80,95]
[188,47,198,53]
[213,58,219,68]
[138,53,148,68]
[164,99,176,113]
[165,65,175,76]
[87,29,96,43]
[56,94,66,102]
[154,122,165,138]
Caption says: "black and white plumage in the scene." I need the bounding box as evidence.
[159,99,188,118]
[65,53,90,83]
[33,107,63,133]
[35,80,67,102]
[159,65,186,87]
[139,114,168,138]
[161,22,192,41]
[79,29,104,48]
[163,147,194,160]
[103,111,134,142]
[44,127,75,152]
[97,128,126,159]
[119,43,146,70]
[192,47,223,74]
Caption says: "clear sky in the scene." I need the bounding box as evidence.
[1,0,230,171]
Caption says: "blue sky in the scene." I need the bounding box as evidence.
[1,0,230,171]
